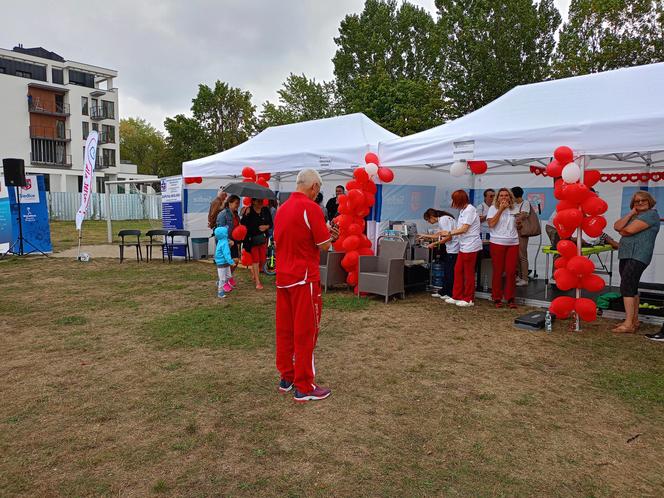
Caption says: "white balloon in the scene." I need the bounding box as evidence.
[561,162,581,184]
[365,162,379,176]
[450,161,467,177]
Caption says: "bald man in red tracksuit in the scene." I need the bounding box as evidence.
[274,176,337,402]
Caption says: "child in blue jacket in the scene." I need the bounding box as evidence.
[214,226,233,298]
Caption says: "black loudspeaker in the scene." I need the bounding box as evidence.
[3,158,27,187]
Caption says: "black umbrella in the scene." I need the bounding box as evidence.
[223,182,276,200]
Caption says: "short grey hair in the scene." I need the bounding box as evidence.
[296,168,322,188]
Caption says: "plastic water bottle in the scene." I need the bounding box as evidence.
[545,311,552,333]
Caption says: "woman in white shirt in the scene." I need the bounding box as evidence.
[487,188,520,309]
[439,190,482,307]
[420,208,459,300]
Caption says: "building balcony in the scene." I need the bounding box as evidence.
[98,131,116,144]
[28,101,70,117]
[30,153,72,168]
[90,106,115,121]
[95,155,116,169]
[29,126,71,141]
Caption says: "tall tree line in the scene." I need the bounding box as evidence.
[121,0,664,176]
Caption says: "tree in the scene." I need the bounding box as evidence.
[119,117,170,176]
[333,0,447,135]
[257,73,338,130]
[555,0,664,77]
[163,81,257,169]
[435,0,561,118]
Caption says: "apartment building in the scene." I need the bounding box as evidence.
[0,45,126,193]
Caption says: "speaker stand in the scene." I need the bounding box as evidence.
[0,186,49,259]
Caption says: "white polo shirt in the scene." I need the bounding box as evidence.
[456,204,482,253]
[486,205,519,246]
[438,215,459,254]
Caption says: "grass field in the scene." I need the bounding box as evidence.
[1,256,664,496]
[49,220,163,252]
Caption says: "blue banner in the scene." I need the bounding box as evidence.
[380,184,436,221]
[161,177,184,257]
[8,175,52,254]
[0,180,12,253]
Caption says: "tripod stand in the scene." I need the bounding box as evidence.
[0,185,49,258]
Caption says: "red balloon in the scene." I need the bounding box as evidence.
[347,189,365,210]
[346,271,359,287]
[581,274,605,293]
[554,146,574,165]
[554,268,579,291]
[565,183,592,204]
[348,223,363,236]
[575,298,597,322]
[581,196,608,216]
[232,225,247,241]
[256,172,271,181]
[184,177,195,184]
[363,180,378,194]
[556,240,577,259]
[554,209,583,234]
[353,167,370,184]
[583,169,601,188]
[554,256,570,270]
[358,247,373,256]
[567,255,595,276]
[242,166,256,179]
[468,161,488,175]
[346,180,360,191]
[556,199,580,212]
[332,238,345,252]
[554,185,566,200]
[256,178,269,188]
[242,178,255,183]
[242,197,252,207]
[377,167,395,183]
[341,251,359,271]
[365,152,379,166]
[263,199,269,207]
[358,207,370,217]
[364,191,376,207]
[550,296,576,319]
[240,250,253,266]
[582,215,607,238]
[546,159,564,178]
[337,214,352,229]
[342,235,360,251]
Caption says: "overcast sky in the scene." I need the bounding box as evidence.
[3,0,570,132]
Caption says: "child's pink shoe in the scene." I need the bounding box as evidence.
[222,282,233,293]
[228,277,237,288]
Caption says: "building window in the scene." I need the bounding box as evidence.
[16,69,32,78]
[0,67,6,73]
[81,97,88,116]
[101,100,115,119]
[92,122,98,132]
[102,124,115,143]
[96,177,105,193]
[52,68,63,85]
[82,121,89,139]
[102,148,116,167]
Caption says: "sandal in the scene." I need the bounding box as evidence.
[256,283,264,290]
[612,324,636,334]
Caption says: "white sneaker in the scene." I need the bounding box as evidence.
[431,292,441,298]
[455,300,474,307]
[516,278,528,287]
[444,297,458,304]
[438,295,451,300]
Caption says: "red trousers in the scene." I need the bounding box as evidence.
[276,281,322,393]
[490,243,519,302]
[452,251,479,302]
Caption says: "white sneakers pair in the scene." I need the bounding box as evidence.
[444,296,474,307]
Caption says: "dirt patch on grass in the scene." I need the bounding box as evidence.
[1,258,664,496]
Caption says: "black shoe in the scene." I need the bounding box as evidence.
[645,331,664,342]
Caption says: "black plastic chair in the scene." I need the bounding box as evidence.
[166,230,191,262]
[144,229,168,262]
[118,229,142,263]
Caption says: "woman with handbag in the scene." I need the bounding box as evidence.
[241,198,273,290]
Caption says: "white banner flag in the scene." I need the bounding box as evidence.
[76,131,98,230]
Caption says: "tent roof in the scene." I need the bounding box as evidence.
[379,63,664,168]
[182,113,398,178]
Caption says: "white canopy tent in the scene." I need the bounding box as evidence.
[379,62,664,169]
[182,113,398,179]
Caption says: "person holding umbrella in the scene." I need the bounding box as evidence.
[241,198,273,290]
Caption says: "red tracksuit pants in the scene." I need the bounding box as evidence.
[276,281,322,394]
[489,243,519,302]
[452,251,479,302]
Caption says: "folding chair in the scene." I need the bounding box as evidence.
[166,230,191,262]
[144,229,168,262]
[118,229,142,263]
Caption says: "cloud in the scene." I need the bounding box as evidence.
[1,0,568,132]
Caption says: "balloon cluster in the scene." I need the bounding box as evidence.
[332,152,395,293]
[241,166,272,207]
[184,176,203,184]
[450,160,488,177]
[548,146,607,323]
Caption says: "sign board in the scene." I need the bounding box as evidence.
[161,176,184,257]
